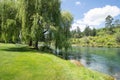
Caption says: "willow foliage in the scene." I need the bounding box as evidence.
[0,0,18,43]
[0,0,73,54]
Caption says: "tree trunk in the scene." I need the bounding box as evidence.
[62,52,66,59]
[65,52,68,60]
[65,49,68,60]
[34,40,38,50]
[29,40,32,46]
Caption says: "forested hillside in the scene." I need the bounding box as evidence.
[71,15,120,47]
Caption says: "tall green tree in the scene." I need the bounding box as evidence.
[17,0,36,46]
[59,11,73,59]
[105,15,113,28]
[76,26,82,38]
[84,26,91,36]
[0,0,19,43]
[105,15,114,34]
[17,0,61,49]
[71,30,77,38]
[91,28,96,36]
[0,2,2,40]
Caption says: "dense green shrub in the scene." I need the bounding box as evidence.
[84,37,90,44]
[116,33,120,43]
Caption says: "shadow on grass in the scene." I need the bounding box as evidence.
[1,47,38,53]
[0,45,65,60]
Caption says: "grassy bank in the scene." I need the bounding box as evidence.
[0,43,114,80]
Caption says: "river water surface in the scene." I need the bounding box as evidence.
[69,46,120,80]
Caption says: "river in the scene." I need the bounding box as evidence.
[68,46,120,80]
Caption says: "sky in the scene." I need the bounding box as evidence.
[61,0,120,31]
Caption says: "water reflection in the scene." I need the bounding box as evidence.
[85,48,92,65]
[69,46,120,80]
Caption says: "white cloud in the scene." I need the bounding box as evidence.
[71,5,120,31]
[75,1,81,5]
[71,22,86,31]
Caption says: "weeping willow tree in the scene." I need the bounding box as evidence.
[17,0,35,45]
[57,11,73,59]
[33,0,61,49]
[17,0,61,49]
[0,0,19,43]
[0,2,2,40]
[61,11,73,56]
[49,0,62,52]
[0,0,73,56]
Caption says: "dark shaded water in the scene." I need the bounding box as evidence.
[69,46,120,80]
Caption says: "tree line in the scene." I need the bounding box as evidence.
[0,0,73,55]
[71,15,120,38]
[71,26,97,38]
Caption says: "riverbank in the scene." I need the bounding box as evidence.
[0,43,114,80]
[69,46,120,80]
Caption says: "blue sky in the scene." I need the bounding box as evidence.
[61,0,120,31]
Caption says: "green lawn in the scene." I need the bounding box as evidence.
[0,43,114,80]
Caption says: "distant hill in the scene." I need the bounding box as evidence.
[71,26,120,48]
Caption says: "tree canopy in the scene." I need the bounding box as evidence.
[0,0,73,57]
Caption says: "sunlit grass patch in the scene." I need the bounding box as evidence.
[0,43,114,80]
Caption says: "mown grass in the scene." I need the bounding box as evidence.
[0,43,114,80]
